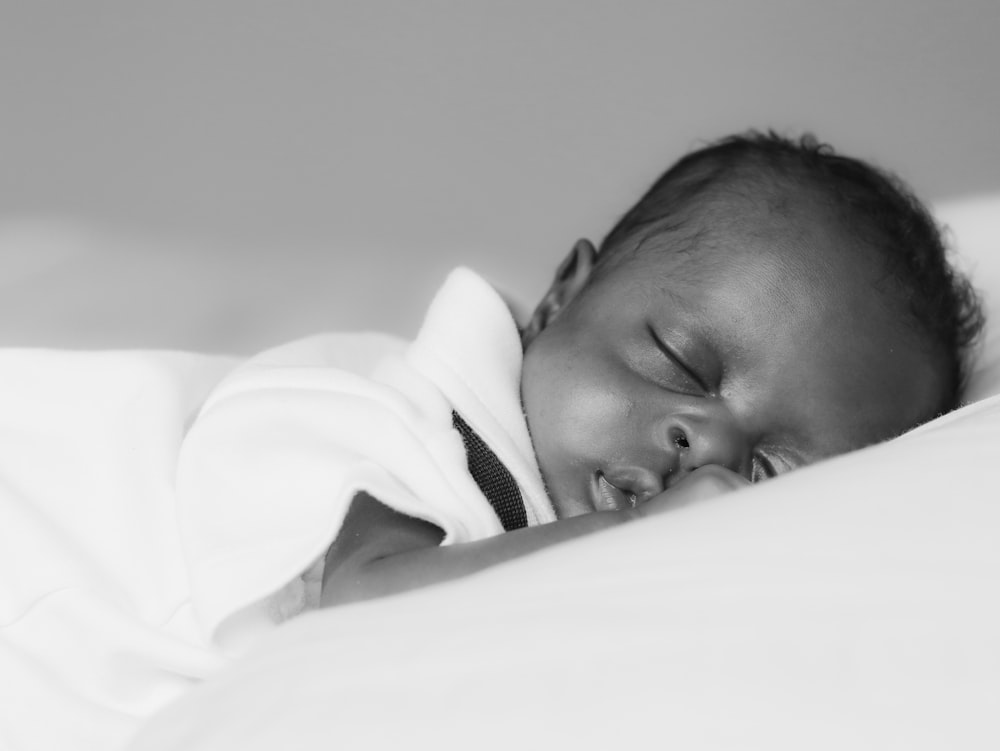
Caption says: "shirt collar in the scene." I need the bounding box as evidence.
[406,268,555,526]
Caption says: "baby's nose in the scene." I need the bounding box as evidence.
[667,412,751,480]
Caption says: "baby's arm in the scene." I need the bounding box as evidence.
[320,466,747,607]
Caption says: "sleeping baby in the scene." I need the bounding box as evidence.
[315,130,984,606]
[0,130,982,748]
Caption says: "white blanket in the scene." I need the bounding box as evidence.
[0,268,553,750]
[0,349,237,749]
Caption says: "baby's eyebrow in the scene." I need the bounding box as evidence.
[647,323,711,393]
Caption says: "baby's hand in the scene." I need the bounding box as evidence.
[636,465,750,518]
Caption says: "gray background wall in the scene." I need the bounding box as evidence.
[1,1,998,346]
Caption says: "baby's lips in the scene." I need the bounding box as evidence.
[594,473,632,511]
[605,466,665,506]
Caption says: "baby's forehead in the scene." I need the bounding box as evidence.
[634,198,920,363]
[636,188,861,288]
[694,172,842,244]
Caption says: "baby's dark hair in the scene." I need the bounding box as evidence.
[597,130,984,413]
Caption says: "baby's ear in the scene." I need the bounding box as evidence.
[522,239,597,346]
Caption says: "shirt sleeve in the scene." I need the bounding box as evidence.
[175,335,504,646]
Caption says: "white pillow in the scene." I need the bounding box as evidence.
[937,195,1000,401]
[129,196,1000,751]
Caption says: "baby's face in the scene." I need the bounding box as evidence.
[520,223,944,519]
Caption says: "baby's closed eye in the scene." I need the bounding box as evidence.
[646,324,711,396]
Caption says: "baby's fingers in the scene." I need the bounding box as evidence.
[677,464,751,494]
[638,465,750,517]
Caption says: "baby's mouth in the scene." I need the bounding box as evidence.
[593,472,638,512]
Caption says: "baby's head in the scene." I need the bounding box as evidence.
[520,131,983,519]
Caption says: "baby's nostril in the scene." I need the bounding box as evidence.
[672,428,690,449]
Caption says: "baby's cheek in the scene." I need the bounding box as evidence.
[568,385,631,430]
[557,382,636,458]
[524,340,634,466]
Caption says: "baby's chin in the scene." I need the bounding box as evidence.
[534,458,597,519]
[549,491,595,520]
